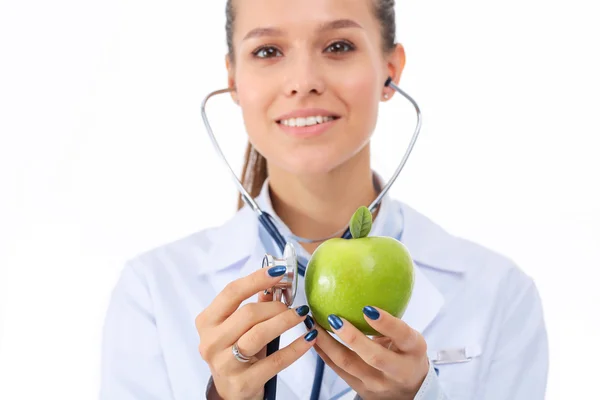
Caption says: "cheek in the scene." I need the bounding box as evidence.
[236,72,265,105]
[327,54,383,131]
[356,79,380,115]
[342,71,381,138]
[236,72,267,114]
[235,71,274,147]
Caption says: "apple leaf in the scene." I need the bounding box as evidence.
[349,206,372,239]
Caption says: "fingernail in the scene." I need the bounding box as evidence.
[295,305,309,317]
[328,314,343,330]
[363,306,380,320]
[304,329,318,342]
[267,266,286,277]
[304,315,314,330]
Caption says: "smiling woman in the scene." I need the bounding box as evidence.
[99,1,549,399]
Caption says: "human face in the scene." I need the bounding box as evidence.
[227,0,404,176]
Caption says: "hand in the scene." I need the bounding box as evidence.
[308,306,429,400]
[195,266,318,400]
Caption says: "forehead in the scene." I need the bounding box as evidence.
[232,0,379,38]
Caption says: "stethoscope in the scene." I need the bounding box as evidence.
[201,76,422,400]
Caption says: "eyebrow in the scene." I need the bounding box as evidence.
[242,19,363,41]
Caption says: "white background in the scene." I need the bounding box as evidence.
[1,0,599,398]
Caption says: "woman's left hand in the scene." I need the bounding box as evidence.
[309,306,430,400]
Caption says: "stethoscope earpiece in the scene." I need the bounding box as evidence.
[262,243,298,307]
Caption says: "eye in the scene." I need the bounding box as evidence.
[325,41,355,54]
[252,46,283,58]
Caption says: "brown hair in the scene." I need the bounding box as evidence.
[226,0,397,210]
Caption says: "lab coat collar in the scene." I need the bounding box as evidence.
[201,173,467,275]
[200,204,257,274]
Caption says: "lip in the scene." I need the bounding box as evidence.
[275,108,340,121]
[276,117,339,138]
[275,108,341,138]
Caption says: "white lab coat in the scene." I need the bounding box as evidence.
[100,178,548,399]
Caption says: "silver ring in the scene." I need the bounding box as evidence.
[232,342,253,363]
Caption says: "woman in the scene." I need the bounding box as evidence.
[100,0,548,399]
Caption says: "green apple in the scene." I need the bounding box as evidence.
[304,206,414,336]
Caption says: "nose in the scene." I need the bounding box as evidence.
[282,54,326,98]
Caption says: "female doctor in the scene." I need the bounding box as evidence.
[100,0,549,399]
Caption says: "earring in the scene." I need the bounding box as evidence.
[383,93,389,99]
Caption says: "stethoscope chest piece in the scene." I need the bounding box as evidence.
[262,243,298,307]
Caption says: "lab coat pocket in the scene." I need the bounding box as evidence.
[427,344,482,397]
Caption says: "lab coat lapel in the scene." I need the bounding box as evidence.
[400,263,444,334]
[396,203,446,335]
[203,206,258,303]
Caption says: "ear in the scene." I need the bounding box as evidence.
[382,43,406,101]
[225,54,239,105]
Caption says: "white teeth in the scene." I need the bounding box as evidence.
[279,116,336,127]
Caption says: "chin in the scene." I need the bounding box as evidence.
[270,147,352,176]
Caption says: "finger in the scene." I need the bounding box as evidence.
[328,314,401,375]
[218,302,289,347]
[236,305,311,356]
[246,329,318,383]
[258,288,273,302]
[308,317,381,381]
[313,346,364,390]
[362,306,425,354]
[199,302,289,361]
[372,336,394,349]
[250,287,274,361]
[202,266,287,326]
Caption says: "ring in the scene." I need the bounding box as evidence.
[232,342,253,363]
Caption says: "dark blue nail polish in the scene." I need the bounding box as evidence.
[328,314,343,330]
[304,315,314,330]
[267,266,286,277]
[304,329,318,342]
[363,306,380,320]
[295,305,309,317]
[434,367,439,376]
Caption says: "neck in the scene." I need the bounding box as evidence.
[267,145,378,254]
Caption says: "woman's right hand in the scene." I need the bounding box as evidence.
[195,265,318,400]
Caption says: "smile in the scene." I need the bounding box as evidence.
[277,115,339,127]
